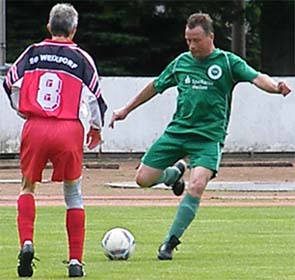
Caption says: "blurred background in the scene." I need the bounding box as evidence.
[1,0,294,76]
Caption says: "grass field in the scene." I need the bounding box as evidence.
[1,206,295,280]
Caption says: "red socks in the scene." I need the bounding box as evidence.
[17,194,36,247]
[17,195,85,262]
[66,208,85,262]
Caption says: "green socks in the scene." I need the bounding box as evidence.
[155,167,200,242]
[155,166,181,186]
[165,193,200,241]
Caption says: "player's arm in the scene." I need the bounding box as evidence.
[2,77,26,119]
[109,80,157,128]
[81,51,108,150]
[252,73,291,96]
[83,85,107,150]
[10,85,26,119]
[3,45,32,116]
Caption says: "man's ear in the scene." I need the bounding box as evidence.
[47,23,51,33]
[70,26,77,40]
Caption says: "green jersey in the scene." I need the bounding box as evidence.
[153,48,259,144]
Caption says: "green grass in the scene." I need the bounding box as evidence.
[1,206,295,279]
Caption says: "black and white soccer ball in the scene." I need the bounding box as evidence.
[101,227,135,260]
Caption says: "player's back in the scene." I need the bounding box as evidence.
[15,39,97,120]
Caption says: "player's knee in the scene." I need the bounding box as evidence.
[135,173,151,188]
[135,174,146,187]
[188,178,207,197]
[63,178,83,209]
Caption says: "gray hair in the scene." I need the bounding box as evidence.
[48,3,78,37]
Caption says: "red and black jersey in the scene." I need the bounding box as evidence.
[3,39,107,125]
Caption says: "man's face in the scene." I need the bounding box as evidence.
[185,25,214,59]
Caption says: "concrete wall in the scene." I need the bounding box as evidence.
[1,76,294,153]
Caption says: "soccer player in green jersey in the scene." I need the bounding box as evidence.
[109,12,291,260]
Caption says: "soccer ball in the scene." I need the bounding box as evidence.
[101,227,135,260]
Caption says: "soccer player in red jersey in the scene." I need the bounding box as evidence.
[3,3,107,277]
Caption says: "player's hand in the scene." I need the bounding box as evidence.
[278,81,291,97]
[86,127,101,150]
[109,107,129,128]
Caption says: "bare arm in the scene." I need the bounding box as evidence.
[252,73,291,96]
[109,80,157,128]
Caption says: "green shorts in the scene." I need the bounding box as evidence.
[142,132,223,172]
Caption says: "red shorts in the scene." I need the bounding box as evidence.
[20,118,84,182]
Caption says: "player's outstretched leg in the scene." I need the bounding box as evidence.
[136,160,186,196]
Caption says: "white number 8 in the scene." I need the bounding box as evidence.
[37,73,62,111]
